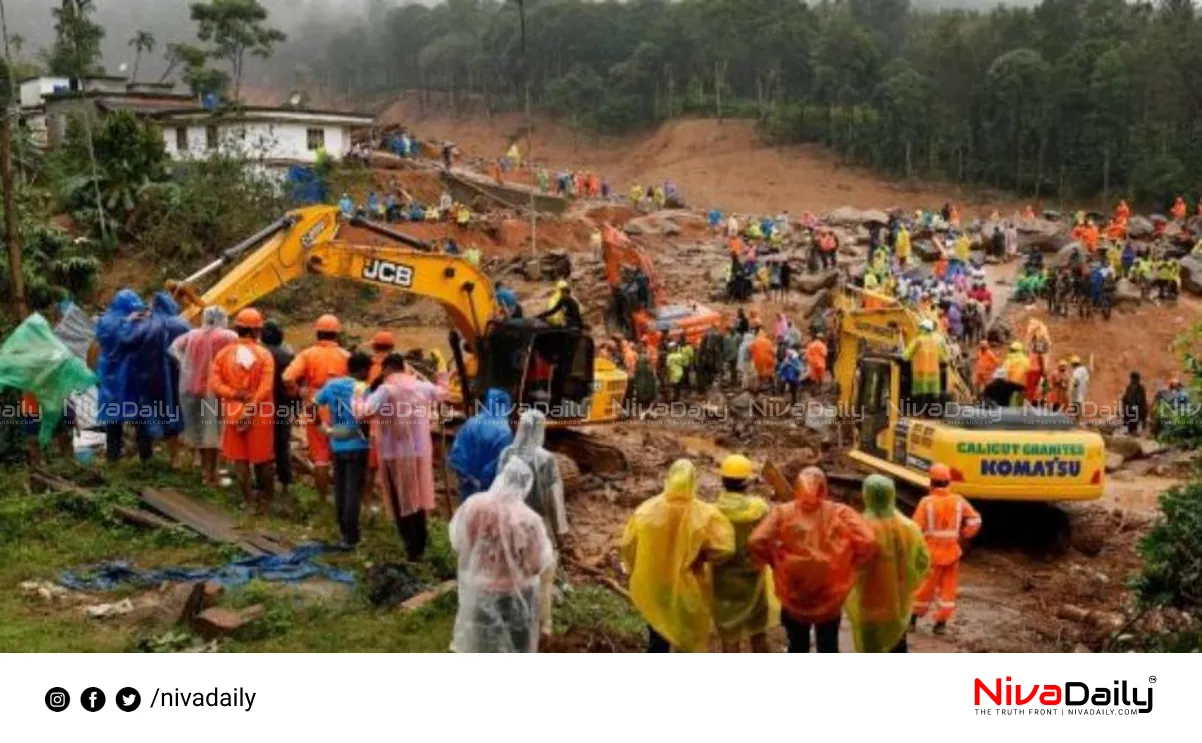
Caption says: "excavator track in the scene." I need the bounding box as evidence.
[546,428,631,477]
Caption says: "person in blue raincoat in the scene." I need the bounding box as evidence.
[449,388,514,502]
[116,292,190,466]
[96,289,147,462]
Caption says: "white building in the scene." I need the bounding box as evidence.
[154,107,375,167]
[21,75,194,147]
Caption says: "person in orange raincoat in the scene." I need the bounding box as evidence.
[748,330,775,389]
[1171,196,1187,222]
[1025,350,1045,404]
[933,251,948,280]
[804,335,827,384]
[747,467,877,652]
[367,331,395,386]
[1044,360,1070,411]
[1115,200,1130,223]
[210,308,276,510]
[972,340,999,392]
[283,314,350,501]
[642,333,659,370]
[910,462,982,633]
[1021,205,1036,220]
[621,339,637,373]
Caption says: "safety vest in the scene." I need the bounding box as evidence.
[917,491,979,565]
[908,335,941,378]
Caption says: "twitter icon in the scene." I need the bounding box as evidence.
[116,687,141,712]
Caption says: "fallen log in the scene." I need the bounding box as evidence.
[112,505,175,530]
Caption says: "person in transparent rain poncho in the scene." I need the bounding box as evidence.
[450,458,555,653]
[498,410,568,637]
[169,306,237,485]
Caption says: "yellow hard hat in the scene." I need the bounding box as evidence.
[1069,355,1081,364]
[556,280,570,290]
[719,454,755,480]
[1010,341,1023,352]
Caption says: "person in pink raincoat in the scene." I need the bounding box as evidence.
[773,312,789,345]
[361,353,449,561]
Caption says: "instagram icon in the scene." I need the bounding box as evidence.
[45,687,70,712]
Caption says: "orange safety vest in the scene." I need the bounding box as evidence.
[913,489,981,565]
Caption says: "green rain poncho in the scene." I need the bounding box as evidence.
[0,313,97,445]
[711,491,778,640]
[845,475,930,652]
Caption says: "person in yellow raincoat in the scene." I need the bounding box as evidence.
[896,224,912,265]
[711,455,777,652]
[545,280,568,326]
[845,475,930,653]
[621,459,735,652]
[903,319,947,408]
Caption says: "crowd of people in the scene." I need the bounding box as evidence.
[336,185,474,231]
[622,456,980,652]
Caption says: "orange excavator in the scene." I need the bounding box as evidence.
[601,223,723,344]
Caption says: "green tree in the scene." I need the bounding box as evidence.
[190,0,287,101]
[128,30,156,83]
[48,0,105,77]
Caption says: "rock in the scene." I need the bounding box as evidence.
[1126,215,1154,238]
[1105,433,1143,462]
[623,219,647,235]
[913,239,940,262]
[969,250,986,267]
[1104,452,1125,473]
[729,391,756,417]
[861,209,889,225]
[795,269,838,294]
[708,263,728,285]
[1179,255,1202,296]
[1139,439,1166,458]
[192,605,266,639]
[824,206,864,227]
[1019,229,1072,254]
[1113,278,1142,306]
[663,222,681,236]
[1050,242,1085,268]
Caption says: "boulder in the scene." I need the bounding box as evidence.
[795,269,839,294]
[1180,255,1202,296]
[1050,242,1085,268]
[1016,217,1061,235]
[1187,215,1202,235]
[1105,433,1143,462]
[1104,452,1125,473]
[1019,229,1073,254]
[623,219,648,236]
[861,209,890,226]
[1126,216,1154,238]
[913,239,941,262]
[1113,278,1142,307]
[824,206,864,227]
[1139,439,1167,458]
[729,391,756,417]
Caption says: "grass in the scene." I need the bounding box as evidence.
[0,454,641,653]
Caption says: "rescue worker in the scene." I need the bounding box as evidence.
[96,289,147,461]
[665,343,687,401]
[315,351,373,549]
[749,330,776,392]
[121,291,190,467]
[1044,359,1070,411]
[972,340,999,394]
[895,223,912,266]
[367,331,395,386]
[449,388,514,502]
[993,341,1030,407]
[539,280,583,328]
[1121,371,1149,435]
[261,320,297,494]
[748,467,876,652]
[1171,195,1187,222]
[711,455,777,653]
[846,475,930,653]
[169,306,237,485]
[632,350,659,405]
[450,457,554,653]
[498,410,568,638]
[365,353,449,561]
[911,463,982,634]
[804,334,828,385]
[621,459,736,652]
[210,309,276,511]
[777,349,803,404]
[697,326,725,392]
[903,319,947,411]
[282,314,349,501]
[494,280,522,318]
[723,327,741,386]
[1069,355,1090,418]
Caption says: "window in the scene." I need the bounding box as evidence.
[205,125,219,151]
[306,127,325,151]
[175,127,188,152]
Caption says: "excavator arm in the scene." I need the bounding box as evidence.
[169,205,496,342]
[601,224,665,306]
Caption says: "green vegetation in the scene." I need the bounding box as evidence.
[0,458,639,652]
[312,0,1202,204]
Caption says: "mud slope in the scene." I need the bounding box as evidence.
[382,95,1020,215]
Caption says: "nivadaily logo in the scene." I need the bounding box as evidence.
[974,677,1154,716]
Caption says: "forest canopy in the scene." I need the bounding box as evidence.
[309,0,1202,205]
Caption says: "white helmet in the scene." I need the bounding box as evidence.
[919,319,936,332]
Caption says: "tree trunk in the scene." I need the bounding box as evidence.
[715,60,725,123]
[2,112,26,318]
[1102,142,1111,207]
[1035,131,1047,200]
[905,138,912,180]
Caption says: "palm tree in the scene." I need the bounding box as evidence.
[9,33,24,63]
[128,29,155,82]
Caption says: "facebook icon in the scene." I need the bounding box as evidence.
[81,687,106,712]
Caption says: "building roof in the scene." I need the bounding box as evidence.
[44,89,195,103]
[18,73,126,84]
[154,106,375,127]
[95,96,200,115]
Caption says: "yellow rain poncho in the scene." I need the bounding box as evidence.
[845,475,930,653]
[711,491,778,641]
[621,459,736,652]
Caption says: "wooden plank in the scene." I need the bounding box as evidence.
[399,580,457,612]
[139,488,269,555]
[111,505,175,530]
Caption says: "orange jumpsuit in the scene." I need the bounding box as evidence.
[749,336,776,380]
[210,339,275,465]
[911,487,982,623]
[1171,197,1187,221]
[973,347,999,390]
[282,340,349,467]
[804,339,828,383]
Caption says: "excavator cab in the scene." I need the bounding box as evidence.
[476,319,596,422]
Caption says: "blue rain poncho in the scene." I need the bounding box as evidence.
[118,292,190,438]
[95,289,146,424]
[0,313,96,445]
[449,388,514,501]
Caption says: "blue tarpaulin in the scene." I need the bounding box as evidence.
[286,165,328,205]
[59,543,355,591]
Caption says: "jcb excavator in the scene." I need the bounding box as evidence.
[833,286,1105,502]
[167,206,630,439]
[601,224,723,344]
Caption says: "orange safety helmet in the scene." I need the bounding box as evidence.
[371,330,395,349]
[929,462,952,484]
[234,308,264,329]
[315,314,342,333]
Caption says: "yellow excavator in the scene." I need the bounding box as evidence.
[167,205,630,438]
[832,286,1105,502]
